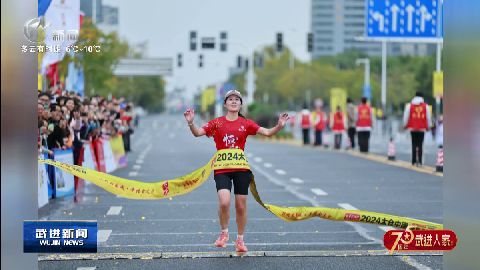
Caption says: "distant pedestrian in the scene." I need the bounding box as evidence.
[346,98,356,149]
[403,92,432,166]
[184,90,289,253]
[356,97,373,153]
[300,105,311,145]
[331,106,346,150]
[313,106,327,146]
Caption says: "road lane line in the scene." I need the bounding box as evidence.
[136,160,144,164]
[97,230,112,243]
[338,203,358,210]
[106,206,122,216]
[132,165,141,170]
[77,267,96,270]
[290,178,304,184]
[128,171,138,177]
[311,188,328,196]
[253,157,263,162]
[111,230,362,236]
[275,169,286,175]
[263,163,273,168]
[379,226,395,232]
[39,250,442,261]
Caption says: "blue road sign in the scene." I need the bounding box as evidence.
[366,0,443,39]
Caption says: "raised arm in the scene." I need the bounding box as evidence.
[257,113,289,137]
[183,109,206,137]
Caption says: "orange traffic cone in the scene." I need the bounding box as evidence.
[436,146,444,172]
[387,138,396,161]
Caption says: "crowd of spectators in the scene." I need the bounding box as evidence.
[37,88,136,165]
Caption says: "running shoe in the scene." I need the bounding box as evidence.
[214,231,229,248]
[235,238,248,253]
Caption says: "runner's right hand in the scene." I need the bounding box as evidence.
[184,108,195,124]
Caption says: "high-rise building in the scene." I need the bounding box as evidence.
[80,0,103,24]
[311,0,380,57]
[311,0,435,57]
[80,0,118,34]
[98,5,119,33]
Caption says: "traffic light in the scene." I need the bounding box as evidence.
[237,55,243,68]
[177,53,182,68]
[220,31,227,52]
[190,31,197,51]
[198,54,203,68]
[276,32,283,52]
[307,33,313,52]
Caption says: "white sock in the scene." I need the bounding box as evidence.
[221,228,228,233]
[237,234,244,241]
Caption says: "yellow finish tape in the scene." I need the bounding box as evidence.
[39,149,442,230]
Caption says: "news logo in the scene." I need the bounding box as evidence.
[384,226,457,254]
[24,221,97,253]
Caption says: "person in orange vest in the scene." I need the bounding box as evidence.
[300,104,312,145]
[330,106,346,149]
[355,97,374,153]
[403,92,432,166]
[313,106,327,146]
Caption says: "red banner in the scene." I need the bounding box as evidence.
[93,139,106,173]
[384,228,457,253]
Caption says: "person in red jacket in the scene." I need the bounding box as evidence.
[356,97,374,153]
[300,104,312,145]
[403,92,432,166]
[331,106,346,149]
[184,90,289,253]
[313,106,327,146]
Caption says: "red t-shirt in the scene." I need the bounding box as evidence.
[202,116,260,175]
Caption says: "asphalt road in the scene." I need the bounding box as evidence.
[38,114,443,270]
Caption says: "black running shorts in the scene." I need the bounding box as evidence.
[214,171,253,195]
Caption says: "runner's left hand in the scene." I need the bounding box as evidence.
[278,113,289,128]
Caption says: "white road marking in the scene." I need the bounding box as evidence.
[290,178,304,184]
[77,267,96,270]
[275,169,286,175]
[104,241,378,248]
[338,203,358,210]
[132,165,141,170]
[311,188,328,196]
[106,206,122,216]
[111,231,361,236]
[263,163,273,168]
[128,171,138,177]
[246,153,253,158]
[136,160,144,164]
[253,157,263,162]
[97,230,112,243]
[379,226,395,232]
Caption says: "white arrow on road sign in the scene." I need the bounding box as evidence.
[419,5,433,32]
[373,12,385,32]
[406,4,415,32]
[390,4,400,32]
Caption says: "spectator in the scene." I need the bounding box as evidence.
[346,98,356,150]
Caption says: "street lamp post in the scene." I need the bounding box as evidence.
[355,58,371,101]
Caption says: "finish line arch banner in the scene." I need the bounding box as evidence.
[52,149,75,198]
[39,149,442,230]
